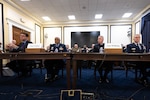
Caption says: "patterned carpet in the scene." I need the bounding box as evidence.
[0,68,149,100]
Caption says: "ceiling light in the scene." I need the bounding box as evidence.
[95,14,103,19]
[20,0,31,1]
[68,15,76,20]
[122,13,132,18]
[42,16,51,21]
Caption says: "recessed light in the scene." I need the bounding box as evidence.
[20,0,31,1]
[122,13,132,18]
[68,15,76,20]
[95,14,103,19]
[42,16,51,21]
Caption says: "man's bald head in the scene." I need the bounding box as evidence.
[55,37,60,44]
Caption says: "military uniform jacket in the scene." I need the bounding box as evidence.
[49,43,67,52]
[126,43,145,53]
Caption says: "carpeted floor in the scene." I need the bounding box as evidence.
[0,68,149,100]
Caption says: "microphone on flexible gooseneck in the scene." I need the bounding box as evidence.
[141,44,146,53]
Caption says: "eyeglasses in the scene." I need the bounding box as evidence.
[20,34,26,37]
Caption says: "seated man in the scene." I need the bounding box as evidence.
[81,45,88,53]
[93,36,113,83]
[89,44,95,53]
[66,44,71,52]
[71,43,80,53]
[6,40,17,51]
[44,37,67,82]
[5,32,33,77]
[126,34,149,86]
[88,44,95,68]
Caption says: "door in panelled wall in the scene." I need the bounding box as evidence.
[12,26,31,45]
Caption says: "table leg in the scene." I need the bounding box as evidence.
[66,59,71,89]
[0,59,2,76]
[72,60,77,89]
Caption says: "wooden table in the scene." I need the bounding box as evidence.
[1,52,150,89]
[0,52,71,89]
[72,53,150,88]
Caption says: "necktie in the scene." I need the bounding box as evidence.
[137,43,141,50]
[20,42,25,49]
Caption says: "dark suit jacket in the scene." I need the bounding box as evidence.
[126,43,145,53]
[49,43,67,52]
[7,41,33,73]
[89,48,94,53]
[126,44,150,78]
[11,40,32,52]
[93,43,104,52]
[93,43,113,69]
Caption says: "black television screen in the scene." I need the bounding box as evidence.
[71,31,100,47]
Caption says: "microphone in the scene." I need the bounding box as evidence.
[142,44,146,53]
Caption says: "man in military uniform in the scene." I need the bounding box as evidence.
[44,37,67,82]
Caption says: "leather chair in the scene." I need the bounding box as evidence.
[33,60,44,74]
[124,62,139,79]
[94,62,113,80]
[17,61,34,77]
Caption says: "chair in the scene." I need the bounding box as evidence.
[124,62,139,79]
[17,60,44,77]
[121,47,140,79]
[44,60,66,80]
[61,61,67,77]
[4,60,33,77]
[33,60,44,74]
[111,61,126,80]
[125,62,150,79]
[93,61,113,80]
[94,61,126,81]
[109,61,139,81]
[76,60,88,79]
[17,61,33,77]
[78,60,113,80]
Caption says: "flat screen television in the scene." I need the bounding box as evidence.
[71,31,100,47]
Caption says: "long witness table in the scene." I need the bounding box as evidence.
[72,53,150,88]
[0,52,71,89]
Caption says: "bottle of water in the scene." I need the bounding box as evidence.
[99,47,103,53]
[50,46,54,52]
[55,48,58,52]
[86,49,89,53]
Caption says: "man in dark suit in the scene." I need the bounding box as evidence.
[126,34,149,86]
[44,37,67,82]
[6,32,33,76]
[89,44,95,53]
[93,36,112,83]
[87,44,95,68]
